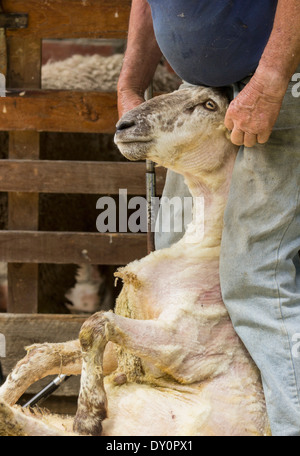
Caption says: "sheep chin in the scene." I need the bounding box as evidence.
[115,141,153,161]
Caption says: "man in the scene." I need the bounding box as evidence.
[117,0,300,436]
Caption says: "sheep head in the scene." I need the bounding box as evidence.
[114,86,236,176]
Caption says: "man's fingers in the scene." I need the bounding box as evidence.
[230,128,244,146]
[244,132,258,148]
[257,130,272,144]
[230,128,271,147]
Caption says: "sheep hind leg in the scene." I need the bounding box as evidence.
[0,339,82,406]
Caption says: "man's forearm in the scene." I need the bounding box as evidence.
[255,0,300,91]
[118,0,162,96]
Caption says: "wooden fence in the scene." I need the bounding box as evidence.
[0,0,166,396]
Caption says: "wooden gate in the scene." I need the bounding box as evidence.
[0,0,165,398]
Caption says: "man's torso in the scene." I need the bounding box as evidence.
[147,0,278,86]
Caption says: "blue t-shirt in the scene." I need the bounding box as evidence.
[147,0,277,86]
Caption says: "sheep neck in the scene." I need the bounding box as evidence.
[181,151,236,251]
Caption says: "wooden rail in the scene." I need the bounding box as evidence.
[0,231,147,265]
[0,160,166,194]
[0,90,118,133]
[3,0,131,39]
[0,89,162,133]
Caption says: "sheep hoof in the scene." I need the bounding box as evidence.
[73,412,103,436]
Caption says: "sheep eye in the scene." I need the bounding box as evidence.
[204,100,217,111]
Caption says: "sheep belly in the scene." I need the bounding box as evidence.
[110,252,270,436]
[101,377,270,436]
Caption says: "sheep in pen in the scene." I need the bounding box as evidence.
[0,84,271,436]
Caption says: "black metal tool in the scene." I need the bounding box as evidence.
[22,374,71,409]
[145,83,156,254]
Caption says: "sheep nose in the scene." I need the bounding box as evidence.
[116,119,136,132]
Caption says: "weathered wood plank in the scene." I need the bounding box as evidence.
[8,133,40,229]
[0,231,148,265]
[7,264,39,314]
[7,37,41,314]
[0,160,166,195]
[0,314,86,396]
[3,0,131,39]
[0,29,7,77]
[6,38,41,88]
[0,90,118,133]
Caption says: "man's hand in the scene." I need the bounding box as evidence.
[225,0,300,149]
[117,88,145,119]
[225,71,287,148]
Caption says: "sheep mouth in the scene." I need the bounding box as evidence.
[116,139,153,144]
[114,133,153,146]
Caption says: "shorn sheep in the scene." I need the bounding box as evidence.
[0,53,180,314]
[0,85,270,436]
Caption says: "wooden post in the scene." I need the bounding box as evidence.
[6,36,41,313]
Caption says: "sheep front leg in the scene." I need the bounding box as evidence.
[73,313,110,436]
[73,309,200,436]
[74,311,153,436]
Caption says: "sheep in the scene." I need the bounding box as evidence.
[0,85,270,436]
[0,53,180,314]
[41,53,181,93]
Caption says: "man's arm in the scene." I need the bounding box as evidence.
[117,0,162,118]
[225,0,300,148]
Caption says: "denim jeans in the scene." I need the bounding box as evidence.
[220,72,300,436]
[155,71,300,436]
